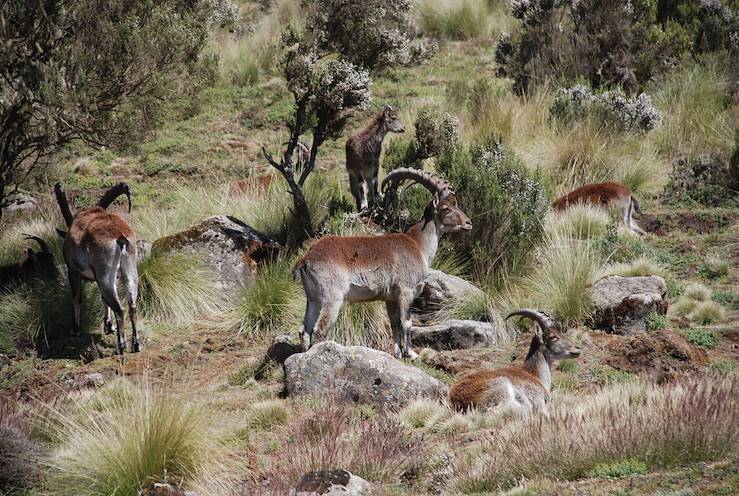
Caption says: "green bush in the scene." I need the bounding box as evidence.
[661,154,737,207]
[645,312,670,331]
[586,458,648,479]
[684,328,720,349]
[435,138,549,276]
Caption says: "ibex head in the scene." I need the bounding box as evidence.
[506,309,581,360]
[382,167,472,234]
[383,104,405,134]
[20,234,57,280]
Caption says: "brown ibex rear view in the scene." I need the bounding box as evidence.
[293,168,472,359]
[55,182,140,354]
[553,181,645,235]
[346,104,405,211]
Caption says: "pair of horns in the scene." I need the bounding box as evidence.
[97,182,132,212]
[381,167,455,199]
[505,309,558,333]
[22,234,50,253]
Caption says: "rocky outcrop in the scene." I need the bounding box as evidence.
[411,320,501,350]
[588,275,668,335]
[292,470,370,496]
[151,215,280,294]
[284,341,447,409]
[414,269,485,312]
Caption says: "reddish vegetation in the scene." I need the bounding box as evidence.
[552,181,631,211]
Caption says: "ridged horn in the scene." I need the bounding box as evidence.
[381,167,455,198]
[98,182,132,212]
[54,182,74,227]
[23,234,50,253]
[505,309,557,332]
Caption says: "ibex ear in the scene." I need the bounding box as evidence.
[384,104,392,115]
[432,194,440,208]
[56,228,67,239]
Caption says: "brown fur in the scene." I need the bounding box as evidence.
[69,207,135,246]
[449,367,545,411]
[552,181,631,211]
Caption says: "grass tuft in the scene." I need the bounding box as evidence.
[545,204,611,240]
[247,400,290,430]
[601,254,668,279]
[586,458,648,479]
[683,282,712,302]
[398,399,448,429]
[688,300,726,325]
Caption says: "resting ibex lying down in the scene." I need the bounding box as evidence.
[0,235,57,289]
[449,309,581,417]
[293,168,472,359]
[55,182,140,354]
[553,181,645,235]
[346,104,405,211]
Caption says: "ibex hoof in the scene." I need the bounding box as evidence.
[116,342,127,355]
[132,340,141,353]
[103,322,114,335]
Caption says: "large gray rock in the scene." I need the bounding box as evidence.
[414,269,485,312]
[411,320,501,350]
[587,275,668,335]
[151,215,280,294]
[292,470,370,496]
[284,341,447,409]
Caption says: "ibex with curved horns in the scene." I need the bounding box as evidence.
[293,168,472,359]
[449,309,581,417]
[55,182,140,354]
[0,235,58,289]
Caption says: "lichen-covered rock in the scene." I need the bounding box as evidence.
[284,341,447,409]
[138,483,198,496]
[151,215,280,293]
[292,469,370,496]
[414,269,485,312]
[411,320,501,350]
[588,275,668,335]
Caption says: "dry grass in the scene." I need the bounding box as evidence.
[415,0,509,40]
[600,254,668,279]
[454,376,739,491]
[545,204,611,240]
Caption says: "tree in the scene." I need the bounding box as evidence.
[0,0,212,221]
[262,28,372,244]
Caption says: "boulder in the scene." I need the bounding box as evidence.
[414,269,485,312]
[151,215,280,294]
[64,372,106,390]
[292,469,370,496]
[588,275,668,335]
[139,483,198,496]
[411,320,501,350]
[284,341,447,409]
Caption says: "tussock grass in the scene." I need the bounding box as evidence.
[499,232,603,323]
[545,204,611,240]
[683,282,712,302]
[247,399,290,429]
[331,301,390,349]
[454,376,738,491]
[416,0,498,40]
[699,253,730,280]
[43,379,216,496]
[138,251,223,323]
[689,300,726,325]
[600,254,668,278]
[670,297,697,318]
[398,399,448,429]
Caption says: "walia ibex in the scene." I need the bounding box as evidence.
[449,309,581,417]
[346,104,405,211]
[553,181,645,235]
[55,182,140,354]
[292,168,472,359]
[0,235,57,289]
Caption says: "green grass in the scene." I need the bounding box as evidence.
[645,312,670,331]
[416,0,495,40]
[684,328,720,349]
[586,458,648,479]
[588,367,638,387]
[545,204,611,240]
[699,254,730,280]
[43,380,215,496]
[246,400,290,430]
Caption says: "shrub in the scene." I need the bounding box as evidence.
[435,138,549,276]
[454,377,738,490]
[551,85,661,132]
[383,109,461,171]
[645,312,670,331]
[138,251,222,323]
[684,328,720,349]
[44,380,214,496]
[247,400,290,429]
[586,458,648,479]
[661,154,737,207]
[689,300,726,325]
[304,0,437,71]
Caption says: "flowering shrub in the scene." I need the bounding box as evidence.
[435,138,549,276]
[550,85,661,131]
[661,154,736,207]
[304,0,437,71]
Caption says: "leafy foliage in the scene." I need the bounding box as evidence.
[661,154,737,207]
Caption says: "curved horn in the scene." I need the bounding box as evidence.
[23,234,50,253]
[54,182,74,227]
[505,309,557,332]
[381,167,455,198]
[97,182,132,212]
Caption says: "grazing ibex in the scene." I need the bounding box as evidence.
[293,168,472,359]
[55,182,140,354]
[0,235,57,289]
[449,309,581,417]
[552,181,645,235]
[346,104,405,211]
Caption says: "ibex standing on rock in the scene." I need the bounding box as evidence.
[449,309,581,417]
[553,181,645,235]
[346,104,405,211]
[55,183,140,354]
[293,168,472,359]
